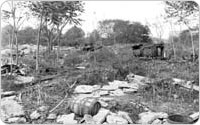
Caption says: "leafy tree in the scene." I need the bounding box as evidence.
[98,19,152,44]
[164,1,199,60]
[17,27,37,45]
[88,29,101,44]
[62,26,85,47]
[2,1,30,64]
[1,25,13,47]
[28,1,84,70]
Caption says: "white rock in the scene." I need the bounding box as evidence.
[107,115,128,124]
[38,106,49,112]
[98,100,109,108]
[110,89,125,96]
[118,111,133,124]
[152,119,163,124]
[93,108,110,124]
[47,113,57,120]
[101,85,118,91]
[1,95,17,101]
[123,88,137,93]
[93,90,109,97]
[1,91,16,97]
[56,113,77,124]
[79,114,95,124]
[30,111,41,120]
[1,99,25,120]
[74,85,94,94]
[7,117,26,123]
[14,76,34,84]
[138,111,168,124]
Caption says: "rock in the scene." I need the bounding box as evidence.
[47,113,57,120]
[38,106,49,112]
[1,95,17,101]
[14,76,34,84]
[56,113,77,124]
[190,112,199,121]
[93,108,110,124]
[110,89,125,96]
[98,100,109,108]
[93,85,101,91]
[108,80,128,87]
[152,119,163,124]
[99,97,114,102]
[123,88,137,93]
[107,115,128,124]
[93,90,109,97]
[7,117,26,123]
[1,99,25,121]
[74,85,94,94]
[30,111,41,120]
[101,85,118,91]
[76,66,86,69]
[137,111,168,124]
[118,111,133,124]
[79,114,95,124]
[1,91,16,98]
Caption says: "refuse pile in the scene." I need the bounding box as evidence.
[73,76,147,98]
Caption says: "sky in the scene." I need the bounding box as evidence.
[0,0,195,39]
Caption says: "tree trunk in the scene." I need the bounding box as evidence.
[15,31,18,65]
[189,30,195,61]
[36,13,43,72]
[170,22,176,59]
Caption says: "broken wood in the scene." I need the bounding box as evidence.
[172,78,199,92]
[49,80,77,113]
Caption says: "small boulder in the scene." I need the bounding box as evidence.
[74,85,94,94]
[38,106,49,112]
[56,113,77,124]
[107,115,128,124]
[152,119,163,124]
[30,111,41,120]
[7,117,26,123]
[47,113,57,120]
[93,108,110,124]
[118,111,133,124]
[1,99,25,121]
[1,91,16,98]
[110,89,125,96]
[137,111,168,124]
[79,114,95,124]
[123,88,137,93]
[101,85,118,91]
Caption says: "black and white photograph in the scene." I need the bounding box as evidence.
[0,0,199,124]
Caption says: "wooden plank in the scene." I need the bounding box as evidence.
[172,78,199,91]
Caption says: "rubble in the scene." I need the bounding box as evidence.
[93,108,110,124]
[1,91,16,98]
[101,85,118,91]
[79,114,95,124]
[14,76,34,84]
[74,85,96,94]
[7,117,27,123]
[137,111,168,124]
[47,113,57,120]
[118,111,133,124]
[1,99,25,121]
[56,113,77,124]
[30,111,41,120]
[107,114,128,124]
[38,106,49,112]
[110,89,125,96]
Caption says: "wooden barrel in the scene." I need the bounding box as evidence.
[69,97,101,116]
